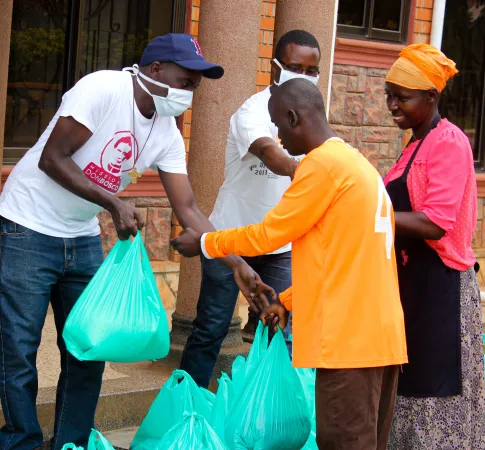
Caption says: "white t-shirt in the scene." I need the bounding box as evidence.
[0,70,187,238]
[209,86,298,255]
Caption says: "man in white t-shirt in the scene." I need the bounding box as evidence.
[0,34,273,450]
[179,30,321,388]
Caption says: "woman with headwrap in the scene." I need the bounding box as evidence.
[384,44,485,449]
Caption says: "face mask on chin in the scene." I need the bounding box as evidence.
[273,58,320,86]
[123,64,193,117]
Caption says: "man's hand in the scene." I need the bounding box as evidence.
[260,302,289,331]
[232,261,276,312]
[170,227,202,257]
[109,198,145,240]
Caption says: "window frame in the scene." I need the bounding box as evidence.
[337,0,412,44]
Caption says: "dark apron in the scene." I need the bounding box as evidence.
[386,116,462,397]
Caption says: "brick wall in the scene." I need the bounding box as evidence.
[329,66,405,176]
[414,0,433,44]
[257,0,276,91]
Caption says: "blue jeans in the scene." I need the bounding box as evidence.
[0,218,105,450]
[180,252,292,388]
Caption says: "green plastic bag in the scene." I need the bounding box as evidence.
[63,232,169,362]
[225,327,311,449]
[61,429,114,450]
[131,370,213,450]
[152,412,227,450]
[296,368,317,449]
[87,429,115,450]
[201,387,216,410]
[231,322,268,398]
[209,372,234,443]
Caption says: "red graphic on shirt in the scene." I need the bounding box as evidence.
[107,135,133,174]
[191,38,203,56]
[83,131,139,193]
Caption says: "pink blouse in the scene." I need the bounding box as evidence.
[384,119,477,271]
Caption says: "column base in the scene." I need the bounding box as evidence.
[158,312,251,391]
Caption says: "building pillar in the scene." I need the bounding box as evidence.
[274,0,339,109]
[165,0,262,385]
[0,0,13,186]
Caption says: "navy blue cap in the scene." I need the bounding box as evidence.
[140,34,224,79]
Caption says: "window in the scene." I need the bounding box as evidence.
[337,0,411,43]
[4,0,70,164]
[4,0,186,165]
[440,0,485,170]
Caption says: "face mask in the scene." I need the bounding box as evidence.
[123,64,193,117]
[273,59,320,86]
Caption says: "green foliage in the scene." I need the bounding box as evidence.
[11,27,65,62]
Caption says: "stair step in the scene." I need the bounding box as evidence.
[104,427,138,449]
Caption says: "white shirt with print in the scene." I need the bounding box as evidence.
[0,70,187,238]
[210,86,298,255]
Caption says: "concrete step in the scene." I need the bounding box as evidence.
[104,427,138,449]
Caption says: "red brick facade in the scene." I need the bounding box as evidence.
[414,0,434,44]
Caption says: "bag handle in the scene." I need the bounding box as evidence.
[252,322,269,354]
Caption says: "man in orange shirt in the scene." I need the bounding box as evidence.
[172,78,407,449]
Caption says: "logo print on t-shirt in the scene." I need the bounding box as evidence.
[83,131,139,194]
[105,135,133,174]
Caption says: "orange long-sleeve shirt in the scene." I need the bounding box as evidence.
[202,139,408,369]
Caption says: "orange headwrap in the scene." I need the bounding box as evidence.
[385,44,458,92]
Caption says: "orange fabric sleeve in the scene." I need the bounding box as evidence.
[203,157,338,259]
[279,286,293,311]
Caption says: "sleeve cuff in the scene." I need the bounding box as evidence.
[279,289,293,311]
[200,233,213,259]
[156,165,188,175]
[420,208,453,233]
[59,112,96,134]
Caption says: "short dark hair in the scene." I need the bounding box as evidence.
[272,78,326,116]
[274,30,320,62]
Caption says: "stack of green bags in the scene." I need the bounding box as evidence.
[132,323,316,449]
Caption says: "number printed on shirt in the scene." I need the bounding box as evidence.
[375,176,393,259]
